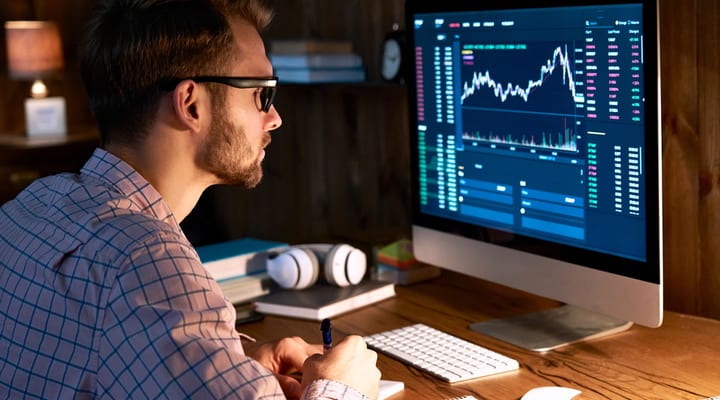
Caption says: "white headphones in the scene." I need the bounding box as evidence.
[266,243,367,289]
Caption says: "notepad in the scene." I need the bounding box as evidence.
[379,380,404,400]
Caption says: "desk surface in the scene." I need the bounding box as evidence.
[241,271,720,399]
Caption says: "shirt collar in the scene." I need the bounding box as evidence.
[81,148,179,229]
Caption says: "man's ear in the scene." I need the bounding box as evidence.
[171,79,203,133]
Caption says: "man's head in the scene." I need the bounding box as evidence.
[197,14,279,187]
[79,0,280,188]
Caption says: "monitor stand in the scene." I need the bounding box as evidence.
[469,304,633,352]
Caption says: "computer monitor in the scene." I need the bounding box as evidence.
[405,0,662,351]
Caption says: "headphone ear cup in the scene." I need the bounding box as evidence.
[324,244,367,287]
[266,248,320,289]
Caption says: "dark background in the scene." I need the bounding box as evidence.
[0,0,718,320]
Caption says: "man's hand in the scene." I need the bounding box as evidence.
[301,335,381,400]
[246,336,322,399]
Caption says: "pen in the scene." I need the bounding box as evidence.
[321,318,332,352]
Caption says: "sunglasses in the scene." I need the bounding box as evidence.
[161,76,278,113]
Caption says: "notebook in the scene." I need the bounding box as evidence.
[253,280,395,321]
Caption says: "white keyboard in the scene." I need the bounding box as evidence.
[364,323,519,383]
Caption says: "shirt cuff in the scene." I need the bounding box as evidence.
[301,378,369,400]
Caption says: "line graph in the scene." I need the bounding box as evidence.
[460,44,581,107]
[458,42,584,156]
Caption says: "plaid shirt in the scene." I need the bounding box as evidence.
[0,148,364,400]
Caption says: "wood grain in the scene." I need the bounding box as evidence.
[240,271,720,400]
[1,0,719,319]
[696,0,720,319]
[660,0,702,314]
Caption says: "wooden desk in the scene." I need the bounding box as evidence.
[241,271,720,399]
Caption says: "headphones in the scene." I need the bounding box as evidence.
[266,243,367,290]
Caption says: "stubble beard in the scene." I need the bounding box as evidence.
[201,108,269,188]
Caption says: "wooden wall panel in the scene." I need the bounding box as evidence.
[321,84,411,245]
[1,0,719,319]
[660,0,702,314]
[659,0,720,319]
[696,0,720,317]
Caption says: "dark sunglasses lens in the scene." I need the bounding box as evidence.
[259,86,277,112]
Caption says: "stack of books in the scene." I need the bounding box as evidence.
[269,39,366,83]
[373,239,441,285]
[196,237,288,304]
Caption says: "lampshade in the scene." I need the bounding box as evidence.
[5,21,67,137]
[5,21,64,80]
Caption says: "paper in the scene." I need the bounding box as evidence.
[379,380,404,400]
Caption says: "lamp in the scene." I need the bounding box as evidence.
[5,20,67,137]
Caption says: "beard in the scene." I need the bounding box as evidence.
[199,107,270,188]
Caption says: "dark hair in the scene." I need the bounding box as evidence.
[79,0,273,146]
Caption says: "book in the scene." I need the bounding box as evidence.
[253,280,395,320]
[375,238,417,268]
[274,66,366,83]
[270,53,363,69]
[375,262,441,285]
[270,39,353,54]
[217,272,274,305]
[196,238,288,283]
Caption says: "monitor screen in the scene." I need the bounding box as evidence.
[405,0,662,350]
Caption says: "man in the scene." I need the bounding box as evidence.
[0,0,380,399]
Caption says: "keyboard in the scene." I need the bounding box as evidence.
[364,323,519,383]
